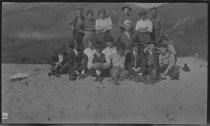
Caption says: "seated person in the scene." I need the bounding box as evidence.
[48,45,69,77]
[68,40,87,80]
[102,36,117,77]
[159,47,180,80]
[142,43,160,83]
[125,41,145,82]
[159,35,176,61]
[90,42,107,82]
[105,43,129,85]
[84,39,96,70]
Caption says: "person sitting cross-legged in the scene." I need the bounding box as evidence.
[104,43,129,85]
[68,40,87,81]
[158,47,180,80]
[125,41,145,82]
[90,42,107,82]
[48,45,69,77]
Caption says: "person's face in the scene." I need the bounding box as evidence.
[162,39,167,44]
[96,48,101,54]
[125,23,132,31]
[160,48,167,55]
[124,8,130,15]
[141,14,147,20]
[74,41,78,49]
[88,40,93,48]
[151,9,157,17]
[132,46,139,52]
[99,12,105,18]
[87,13,93,19]
[118,49,125,56]
[107,41,113,47]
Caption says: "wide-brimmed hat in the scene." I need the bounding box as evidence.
[138,9,147,15]
[122,6,132,11]
[87,10,94,16]
[75,7,83,11]
[98,8,107,15]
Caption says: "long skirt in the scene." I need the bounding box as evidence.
[82,31,97,49]
[73,30,85,52]
[95,31,110,49]
[138,32,152,48]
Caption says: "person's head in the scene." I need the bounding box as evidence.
[160,36,168,45]
[87,39,94,49]
[116,43,126,56]
[105,36,115,47]
[98,8,106,19]
[69,40,78,49]
[131,41,139,52]
[160,47,167,55]
[94,42,102,54]
[151,7,158,17]
[87,10,94,19]
[138,10,147,20]
[122,6,131,15]
[124,20,133,32]
[75,7,83,16]
[58,45,65,54]
[147,43,156,53]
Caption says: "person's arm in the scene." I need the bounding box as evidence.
[103,53,112,68]
[158,54,163,67]
[104,17,113,31]
[147,20,153,33]
[163,54,175,75]
[135,21,139,32]
[95,19,102,31]
[168,44,176,55]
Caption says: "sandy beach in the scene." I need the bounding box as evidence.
[1,57,207,124]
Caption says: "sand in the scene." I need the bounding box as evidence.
[1,57,207,124]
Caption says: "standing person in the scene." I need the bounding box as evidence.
[149,7,163,45]
[125,41,145,82]
[68,40,87,81]
[95,8,113,48]
[83,10,97,49]
[118,6,133,32]
[135,9,153,48]
[68,7,85,52]
[105,43,129,85]
[158,47,180,80]
[116,20,139,53]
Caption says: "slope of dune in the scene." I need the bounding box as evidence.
[2,57,207,124]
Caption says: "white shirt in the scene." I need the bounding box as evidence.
[135,19,153,33]
[73,49,78,56]
[84,48,96,69]
[58,53,63,63]
[102,47,117,68]
[95,16,113,32]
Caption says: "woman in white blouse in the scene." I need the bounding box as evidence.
[135,9,153,48]
[95,8,113,48]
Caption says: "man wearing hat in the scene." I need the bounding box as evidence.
[95,8,113,48]
[149,7,163,45]
[116,20,139,53]
[125,40,146,82]
[82,10,97,49]
[68,7,85,52]
[118,6,134,32]
[135,9,153,48]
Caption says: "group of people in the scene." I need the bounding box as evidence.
[48,6,180,85]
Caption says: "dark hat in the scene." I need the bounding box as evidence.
[87,10,94,16]
[138,9,147,15]
[98,8,106,15]
[94,42,102,49]
[75,7,83,11]
[116,43,126,51]
[122,6,132,11]
[105,36,114,43]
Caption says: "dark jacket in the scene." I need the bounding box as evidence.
[126,51,144,69]
[68,48,87,71]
